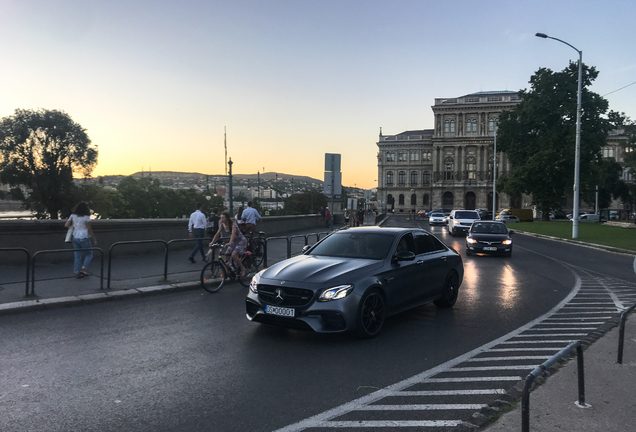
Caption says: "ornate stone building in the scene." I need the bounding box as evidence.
[377,90,529,213]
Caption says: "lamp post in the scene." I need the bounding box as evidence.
[536,32,583,239]
[492,123,497,220]
[411,188,416,219]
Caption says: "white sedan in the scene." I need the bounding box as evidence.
[428,212,447,226]
[499,215,520,223]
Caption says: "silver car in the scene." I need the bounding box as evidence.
[428,212,447,226]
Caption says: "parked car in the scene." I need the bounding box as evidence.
[245,227,464,338]
[478,209,494,220]
[498,215,520,223]
[418,210,428,217]
[496,208,533,222]
[576,214,600,223]
[465,221,514,257]
[447,209,481,236]
[428,211,446,226]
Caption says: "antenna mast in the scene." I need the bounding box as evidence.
[224,126,227,176]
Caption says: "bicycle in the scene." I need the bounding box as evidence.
[200,243,258,293]
[246,230,265,269]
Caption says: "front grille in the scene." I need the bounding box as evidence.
[258,284,315,308]
[477,240,503,245]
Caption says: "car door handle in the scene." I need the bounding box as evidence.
[417,260,424,265]
[440,256,447,261]
[385,277,394,283]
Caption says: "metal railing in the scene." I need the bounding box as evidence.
[0,247,31,296]
[107,240,169,289]
[31,248,105,294]
[521,341,586,432]
[263,232,329,268]
[617,302,636,364]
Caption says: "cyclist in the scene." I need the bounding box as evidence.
[210,212,247,277]
[241,201,261,234]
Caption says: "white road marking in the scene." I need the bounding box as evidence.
[359,404,487,410]
[316,420,463,428]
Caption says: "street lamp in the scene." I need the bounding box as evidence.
[411,188,415,218]
[536,32,583,239]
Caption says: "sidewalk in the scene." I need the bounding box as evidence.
[482,320,636,432]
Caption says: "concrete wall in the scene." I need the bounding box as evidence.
[0,215,323,264]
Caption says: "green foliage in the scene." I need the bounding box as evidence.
[73,177,225,219]
[283,190,328,215]
[497,63,612,219]
[0,109,97,219]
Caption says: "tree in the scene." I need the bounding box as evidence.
[497,63,611,220]
[0,109,97,219]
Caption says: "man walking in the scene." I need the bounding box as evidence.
[188,202,207,263]
[241,201,261,234]
[325,206,331,229]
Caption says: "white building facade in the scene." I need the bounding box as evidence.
[377,91,529,213]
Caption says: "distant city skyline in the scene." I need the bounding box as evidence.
[1,0,634,190]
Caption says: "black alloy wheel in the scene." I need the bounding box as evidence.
[434,271,459,308]
[356,289,386,339]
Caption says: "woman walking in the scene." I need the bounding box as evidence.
[65,202,97,278]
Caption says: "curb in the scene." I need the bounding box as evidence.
[0,281,201,316]
[515,230,636,256]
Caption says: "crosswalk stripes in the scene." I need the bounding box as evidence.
[274,265,636,432]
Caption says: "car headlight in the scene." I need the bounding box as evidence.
[249,270,265,293]
[466,237,477,244]
[318,284,354,302]
[503,239,512,245]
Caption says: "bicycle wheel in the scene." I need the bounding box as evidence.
[201,261,226,293]
[251,237,265,269]
[238,255,258,287]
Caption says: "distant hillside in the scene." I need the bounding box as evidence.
[123,171,323,184]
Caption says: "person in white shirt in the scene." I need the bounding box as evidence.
[64,202,97,278]
[188,202,207,263]
[241,201,261,234]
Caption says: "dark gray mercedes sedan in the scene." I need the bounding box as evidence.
[245,227,464,338]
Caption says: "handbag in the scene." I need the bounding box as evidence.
[65,226,74,243]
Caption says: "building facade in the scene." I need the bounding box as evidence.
[377,91,529,213]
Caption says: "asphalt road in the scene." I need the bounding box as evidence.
[1,216,634,431]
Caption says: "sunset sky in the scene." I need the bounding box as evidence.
[1,0,634,190]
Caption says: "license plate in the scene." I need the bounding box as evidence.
[484,247,497,251]
[264,305,295,317]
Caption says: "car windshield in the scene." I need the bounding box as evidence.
[430,212,443,217]
[471,222,508,234]
[309,231,394,260]
[455,211,479,219]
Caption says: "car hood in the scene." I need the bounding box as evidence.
[260,255,383,285]
[468,233,510,241]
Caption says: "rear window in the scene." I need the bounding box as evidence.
[454,211,479,219]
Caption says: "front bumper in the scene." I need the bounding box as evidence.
[245,287,360,333]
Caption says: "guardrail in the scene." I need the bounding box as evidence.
[521,341,586,432]
[617,302,636,364]
[31,248,105,294]
[0,247,31,297]
[263,232,330,268]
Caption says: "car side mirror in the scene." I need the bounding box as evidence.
[302,245,311,253]
[393,250,415,262]
[508,230,515,235]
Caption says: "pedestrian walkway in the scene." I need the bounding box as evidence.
[482,321,636,432]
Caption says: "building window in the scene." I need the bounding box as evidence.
[465,97,479,103]
[411,194,417,206]
[488,119,496,132]
[422,151,431,161]
[602,147,615,159]
[443,192,454,207]
[466,119,477,133]
[386,151,395,162]
[444,120,456,133]
[410,171,418,185]
[398,151,407,161]
[466,157,476,180]
[398,171,406,185]
[410,152,420,161]
[444,157,454,180]
[487,96,502,102]
[423,194,429,206]
[624,168,634,182]
[422,171,431,184]
[386,171,393,185]
[398,194,405,205]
